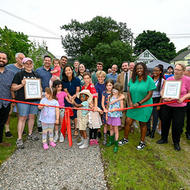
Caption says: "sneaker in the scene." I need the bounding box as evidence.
[79,139,88,149]
[27,134,39,141]
[54,134,59,142]
[77,137,84,146]
[49,141,56,147]
[43,143,49,150]
[59,133,64,143]
[94,139,99,145]
[89,139,94,146]
[136,141,145,150]
[118,138,128,146]
[38,127,42,134]
[16,139,24,149]
[5,131,13,138]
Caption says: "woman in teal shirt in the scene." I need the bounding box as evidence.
[119,62,156,150]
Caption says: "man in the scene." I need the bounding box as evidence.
[116,62,131,128]
[5,53,25,137]
[129,62,135,72]
[60,55,68,80]
[184,65,190,140]
[165,66,174,79]
[92,62,104,85]
[0,52,15,147]
[36,55,52,132]
[106,64,118,83]
[73,60,79,77]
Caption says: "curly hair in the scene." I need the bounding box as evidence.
[132,62,148,83]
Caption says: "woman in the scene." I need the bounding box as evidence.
[119,62,156,150]
[157,63,190,151]
[11,58,39,149]
[147,64,165,138]
[77,63,86,87]
[62,65,81,136]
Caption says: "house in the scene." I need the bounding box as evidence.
[136,49,158,64]
[170,46,190,65]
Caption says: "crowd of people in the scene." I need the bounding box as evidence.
[0,51,190,152]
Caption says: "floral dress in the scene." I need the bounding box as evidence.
[102,91,111,124]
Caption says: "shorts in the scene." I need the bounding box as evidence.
[17,102,38,116]
[77,110,88,130]
[107,117,121,126]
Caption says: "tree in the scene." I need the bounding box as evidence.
[134,30,176,62]
[61,16,133,70]
[0,26,32,64]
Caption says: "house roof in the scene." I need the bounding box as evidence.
[137,49,158,61]
[146,59,174,70]
[171,49,190,62]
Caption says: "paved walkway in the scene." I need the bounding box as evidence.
[0,133,107,190]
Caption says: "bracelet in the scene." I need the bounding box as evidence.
[137,102,141,106]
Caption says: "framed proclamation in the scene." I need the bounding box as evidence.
[163,80,182,99]
[24,79,42,99]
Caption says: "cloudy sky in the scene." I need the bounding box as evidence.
[1,0,190,58]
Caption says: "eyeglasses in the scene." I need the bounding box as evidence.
[174,69,183,72]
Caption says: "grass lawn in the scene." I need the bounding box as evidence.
[100,128,190,190]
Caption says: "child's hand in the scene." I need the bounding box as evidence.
[93,106,98,112]
[38,105,44,109]
[110,108,116,112]
[110,99,117,105]
[104,108,108,113]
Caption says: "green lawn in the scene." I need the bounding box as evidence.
[100,128,190,190]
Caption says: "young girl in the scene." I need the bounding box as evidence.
[38,87,59,150]
[52,80,71,142]
[49,59,61,88]
[106,83,123,153]
[72,89,92,149]
[89,99,103,146]
[101,79,114,145]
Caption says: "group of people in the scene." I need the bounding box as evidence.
[0,51,190,152]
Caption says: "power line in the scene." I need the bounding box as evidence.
[28,35,61,40]
[0,8,59,37]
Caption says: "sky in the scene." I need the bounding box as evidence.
[1,0,190,58]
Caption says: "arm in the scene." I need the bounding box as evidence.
[110,93,125,105]
[11,79,26,91]
[50,69,58,74]
[101,95,107,112]
[133,91,153,107]
[128,88,133,107]
[55,107,59,124]
[72,100,83,108]
[178,90,190,103]
[71,86,80,100]
[93,97,98,111]
[63,88,72,100]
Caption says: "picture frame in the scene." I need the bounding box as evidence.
[24,79,42,99]
[162,80,182,99]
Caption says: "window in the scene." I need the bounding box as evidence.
[144,52,149,57]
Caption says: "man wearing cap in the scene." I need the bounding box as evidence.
[0,52,15,147]
[12,57,40,149]
[5,52,25,137]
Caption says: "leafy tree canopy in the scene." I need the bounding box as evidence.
[134,30,176,62]
[61,16,133,70]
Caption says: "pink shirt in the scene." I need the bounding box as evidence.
[56,91,67,107]
[166,75,190,107]
[52,66,61,77]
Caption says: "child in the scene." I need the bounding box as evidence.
[49,59,61,88]
[89,99,103,146]
[38,87,59,150]
[72,89,93,149]
[106,83,123,153]
[52,80,71,142]
[101,79,114,145]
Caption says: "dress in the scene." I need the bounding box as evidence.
[89,110,102,129]
[102,91,111,124]
[62,77,81,119]
[127,75,156,122]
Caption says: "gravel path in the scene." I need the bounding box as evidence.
[0,132,107,190]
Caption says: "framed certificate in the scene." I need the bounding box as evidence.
[24,79,42,99]
[163,80,182,99]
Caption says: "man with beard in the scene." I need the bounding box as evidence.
[0,52,15,147]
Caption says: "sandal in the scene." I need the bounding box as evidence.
[74,129,78,136]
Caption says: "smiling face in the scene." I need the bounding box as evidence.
[24,60,33,72]
[122,62,128,72]
[106,82,114,92]
[79,64,86,74]
[83,74,91,85]
[153,66,161,77]
[0,53,8,67]
[65,66,73,78]
[136,64,144,77]
[16,53,25,67]
[174,64,184,79]
[43,57,51,68]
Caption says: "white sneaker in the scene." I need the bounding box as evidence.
[79,139,88,149]
[59,133,64,143]
[77,137,84,146]
[54,134,59,142]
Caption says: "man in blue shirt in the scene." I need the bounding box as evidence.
[0,52,15,147]
[106,64,118,83]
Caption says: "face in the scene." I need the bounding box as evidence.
[56,84,62,91]
[184,66,190,77]
[153,67,161,77]
[167,67,173,74]
[122,62,128,72]
[106,82,113,92]
[97,64,103,71]
[54,60,59,67]
[174,65,184,78]
[24,60,33,72]
[136,64,144,77]
[0,53,8,67]
[65,67,73,78]
[44,57,51,68]
[74,61,79,68]
[79,64,85,73]
[16,53,25,66]
[83,75,91,85]
[129,62,135,71]
[112,88,118,95]
[60,57,67,67]
[112,65,117,73]
[45,92,51,99]
[80,93,88,101]
[97,75,105,84]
